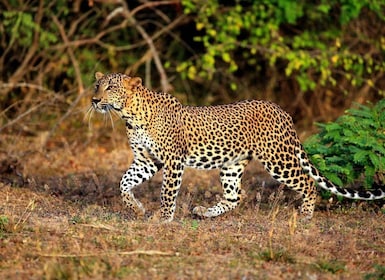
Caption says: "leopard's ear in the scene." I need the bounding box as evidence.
[123,76,142,89]
[130,77,142,87]
[95,72,104,80]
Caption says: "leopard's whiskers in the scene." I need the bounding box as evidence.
[107,110,115,130]
[111,109,121,120]
[83,105,95,129]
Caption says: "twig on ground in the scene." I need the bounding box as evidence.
[38,250,177,258]
[78,222,120,231]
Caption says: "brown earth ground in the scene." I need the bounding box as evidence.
[0,123,384,279]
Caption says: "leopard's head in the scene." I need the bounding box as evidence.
[92,72,142,115]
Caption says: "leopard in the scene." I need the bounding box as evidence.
[91,72,385,222]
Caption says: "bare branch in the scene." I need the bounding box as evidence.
[0,82,58,94]
[46,89,88,142]
[115,1,174,92]
[134,22,172,92]
[106,6,124,22]
[127,49,153,80]
[111,15,189,52]
[117,0,180,23]
[0,82,65,133]
[6,0,44,93]
[0,102,46,133]
[48,20,129,51]
[68,10,94,37]
[48,13,188,55]
[52,15,84,94]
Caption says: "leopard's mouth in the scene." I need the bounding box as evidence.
[92,103,110,113]
[92,101,120,113]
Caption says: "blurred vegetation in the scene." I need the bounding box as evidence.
[0,0,385,136]
[180,0,385,92]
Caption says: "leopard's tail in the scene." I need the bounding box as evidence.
[295,145,385,200]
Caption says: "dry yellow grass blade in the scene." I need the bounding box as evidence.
[78,222,121,231]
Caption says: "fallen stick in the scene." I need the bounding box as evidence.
[38,250,177,258]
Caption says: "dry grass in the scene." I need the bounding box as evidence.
[1,130,385,279]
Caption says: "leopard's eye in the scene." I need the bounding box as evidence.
[105,85,112,91]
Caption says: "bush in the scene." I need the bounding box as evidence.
[179,0,385,93]
[304,99,385,188]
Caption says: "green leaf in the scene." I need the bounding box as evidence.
[353,150,368,164]
[325,173,344,187]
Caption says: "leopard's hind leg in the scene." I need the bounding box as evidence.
[193,159,249,218]
[259,154,317,221]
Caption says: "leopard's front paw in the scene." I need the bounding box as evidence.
[122,193,146,217]
[148,211,174,223]
[192,206,210,217]
[132,203,146,217]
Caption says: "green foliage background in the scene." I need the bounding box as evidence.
[180,0,385,94]
[1,0,385,106]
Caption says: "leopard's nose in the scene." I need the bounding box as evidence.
[92,97,101,104]
[92,98,101,108]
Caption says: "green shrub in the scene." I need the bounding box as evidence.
[304,99,385,188]
[364,264,385,280]
[315,259,346,274]
[0,215,10,239]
